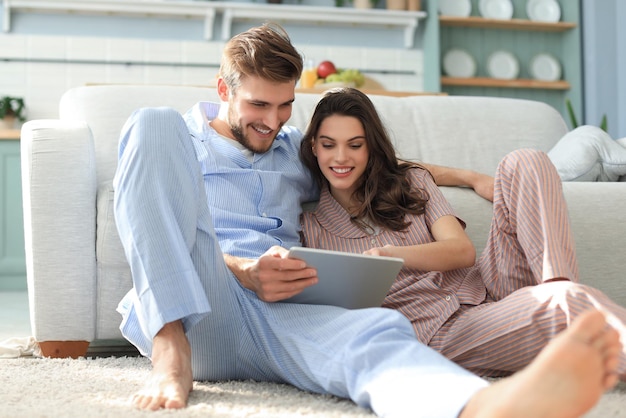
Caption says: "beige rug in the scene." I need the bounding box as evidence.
[1,355,625,417]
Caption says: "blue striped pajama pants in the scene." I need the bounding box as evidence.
[429,149,626,378]
[113,107,489,418]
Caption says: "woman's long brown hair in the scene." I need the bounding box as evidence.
[300,87,429,232]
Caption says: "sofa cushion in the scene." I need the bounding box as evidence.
[548,125,626,181]
[60,85,221,187]
[378,95,568,176]
[96,183,132,339]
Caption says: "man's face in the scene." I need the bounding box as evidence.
[225,76,296,154]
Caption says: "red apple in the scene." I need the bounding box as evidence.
[317,61,337,79]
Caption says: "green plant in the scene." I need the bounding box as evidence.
[566,98,607,132]
[0,96,26,122]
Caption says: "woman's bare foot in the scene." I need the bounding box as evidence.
[461,309,622,418]
[132,320,193,410]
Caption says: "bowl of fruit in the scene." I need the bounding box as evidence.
[300,60,365,90]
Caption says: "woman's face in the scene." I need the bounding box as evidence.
[313,114,369,209]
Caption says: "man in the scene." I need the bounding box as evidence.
[113,23,620,417]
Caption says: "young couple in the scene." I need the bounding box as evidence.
[113,22,623,417]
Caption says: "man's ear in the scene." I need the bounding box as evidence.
[216,77,230,101]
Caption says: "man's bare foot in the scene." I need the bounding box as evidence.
[132,320,193,410]
[461,309,622,418]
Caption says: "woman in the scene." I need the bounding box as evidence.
[299,87,626,378]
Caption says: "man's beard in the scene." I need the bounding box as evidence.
[228,108,277,154]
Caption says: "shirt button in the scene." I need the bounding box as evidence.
[371,239,376,244]
[445,295,451,301]
[262,213,267,217]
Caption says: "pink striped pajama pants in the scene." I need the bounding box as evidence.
[428,149,626,378]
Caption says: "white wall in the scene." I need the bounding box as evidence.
[0,33,423,122]
[0,0,425,123]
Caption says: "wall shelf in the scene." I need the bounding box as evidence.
[439,16,576,32]
[0,129,21,140]
[3,0,427,47]
[441,76,570,90]
[431,0,583,122]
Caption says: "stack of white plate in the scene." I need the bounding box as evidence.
[444,49,562,82]
[443,49,477,78]
[486,50,519,79]
[479,0,514,20]
[526,0,561,22]
[439,0,472,17]
[529,53,562,81]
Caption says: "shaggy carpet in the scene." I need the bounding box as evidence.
[1,354,625,417]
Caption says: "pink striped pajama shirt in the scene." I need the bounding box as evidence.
[301,148,626,378]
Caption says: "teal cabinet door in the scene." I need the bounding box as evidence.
[0,139,27,291]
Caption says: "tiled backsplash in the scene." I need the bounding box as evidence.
[0,34,424,122]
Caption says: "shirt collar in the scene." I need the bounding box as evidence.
[313,186,371,239]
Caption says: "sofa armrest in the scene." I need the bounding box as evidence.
[21,120,97,342]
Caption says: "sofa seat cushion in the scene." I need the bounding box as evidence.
[96,183,132,339]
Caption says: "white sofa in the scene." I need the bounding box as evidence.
[21,85,626,358]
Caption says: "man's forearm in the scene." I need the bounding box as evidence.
[422,163,474,187]
[422,163,495,202]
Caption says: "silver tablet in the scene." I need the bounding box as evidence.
[283,247,403,309]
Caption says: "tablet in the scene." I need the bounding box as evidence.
[283,247,404,309]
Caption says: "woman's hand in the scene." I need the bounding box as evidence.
[363,245,395,258]
[363,216,476,272]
